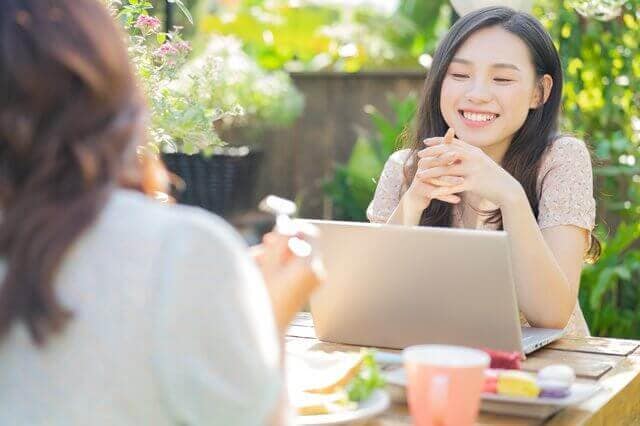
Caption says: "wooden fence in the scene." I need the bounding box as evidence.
[249,71,426,219]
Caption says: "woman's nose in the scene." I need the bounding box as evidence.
[465,81,493,103]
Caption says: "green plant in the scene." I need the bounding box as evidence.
[534,0,640,219]
[580,222,640,338]
[173,34,304,137]
[198,0,451,72]
[109,0,232,155]
[110,0,303,154]
[324,94,417,221]
[534,0,640,337]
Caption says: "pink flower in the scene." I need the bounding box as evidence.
[134,15,161,33]
[175,41,192,54]
[154,43,179,58]
[154,41,192,61]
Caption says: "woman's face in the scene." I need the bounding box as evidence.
[439,26,549,153]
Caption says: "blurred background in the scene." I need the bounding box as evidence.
[112,0,638,338]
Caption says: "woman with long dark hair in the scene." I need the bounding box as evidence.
[0,0,319,423]
[368,7,599,336]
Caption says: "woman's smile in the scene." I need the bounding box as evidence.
[458,109,500,128]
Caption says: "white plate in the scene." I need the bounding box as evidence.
[482,383,601,406]
[294,389,391,425]
[384,368,601,407]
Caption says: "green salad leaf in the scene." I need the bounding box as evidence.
[346,350,386,402]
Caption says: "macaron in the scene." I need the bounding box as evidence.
[538,381,571,399]
[497,371,540,398]
[538,364,576,384]
[537,365,575,399]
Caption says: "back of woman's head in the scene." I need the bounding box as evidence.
[0,0,145,343]
[407,6,563,228]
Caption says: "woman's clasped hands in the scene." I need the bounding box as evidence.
[404,128,522,213]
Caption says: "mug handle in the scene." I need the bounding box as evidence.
[430,374,449,425]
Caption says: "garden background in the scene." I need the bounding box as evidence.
[115,0,639,338]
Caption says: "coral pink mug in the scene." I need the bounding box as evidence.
[403,345,490,426]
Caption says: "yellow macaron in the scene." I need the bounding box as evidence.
[497,371,540,398]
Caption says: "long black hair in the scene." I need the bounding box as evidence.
[404,6,600,260]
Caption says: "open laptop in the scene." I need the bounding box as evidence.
[300,220,563,355]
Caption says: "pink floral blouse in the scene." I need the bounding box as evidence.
[366,137,596,337]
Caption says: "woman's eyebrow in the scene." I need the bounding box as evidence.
[451,57,521,72]
[450,57,472,65]
[492,63,521,71]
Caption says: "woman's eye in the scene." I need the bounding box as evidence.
[494,78,513,83]
[451,73,469,79]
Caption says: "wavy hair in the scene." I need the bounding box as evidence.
[0,0,162,344]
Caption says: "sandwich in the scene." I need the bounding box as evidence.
[287,349,385,416]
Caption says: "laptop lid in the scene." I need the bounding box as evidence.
[302,220,525,352]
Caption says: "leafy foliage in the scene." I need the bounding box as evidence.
[173,35,304,139]
[108,0,304,154]
[535,0,640,338]
[108,0,227,154]
[580,222,640,337]
[324,94,417,221]
[199,0,452,72]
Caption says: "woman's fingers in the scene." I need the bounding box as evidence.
[430,182,466,198]
[257,231,294,277]
[434,194,461,204]
[443,128,455,144]
[249,244,265,260]
[262,231,278,245]
[270,256,322,331]
[422,136,444,146]
[412,176,465,202]
[420,182,462,204]
[417,164,464,181]
[422,136,464,149]
[417,151,459,170]
[418,143,462,159]
[421,128,455,147]
[427,175,464,187]
[264,232,290,255]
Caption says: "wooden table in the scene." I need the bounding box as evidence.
[287,313,640,425]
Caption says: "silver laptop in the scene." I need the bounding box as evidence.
[301,220,563,355]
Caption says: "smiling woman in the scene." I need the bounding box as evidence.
[440,26,554,161]
[367,6,599,336]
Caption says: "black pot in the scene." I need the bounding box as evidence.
[162,147,263,217]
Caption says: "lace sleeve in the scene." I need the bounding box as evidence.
[366,149,410,223]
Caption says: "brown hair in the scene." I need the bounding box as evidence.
[0,0,164,344]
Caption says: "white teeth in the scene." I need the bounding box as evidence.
[462,111,496,122]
